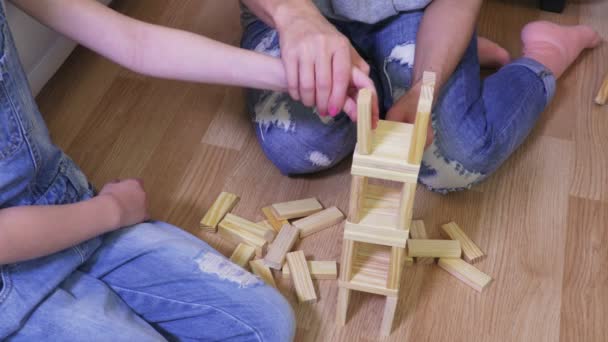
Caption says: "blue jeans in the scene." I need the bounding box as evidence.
[0,9,294,342]
[241,11,556,193]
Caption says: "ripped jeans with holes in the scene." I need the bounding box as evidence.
[241,10,556,193]
[0,7,294,341]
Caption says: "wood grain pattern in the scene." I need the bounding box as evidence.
[229,243,255,268]
[437,258,493,293]
[408,71,436,164]
[293,206,344,237]
[407,239,461,258]
[262,206,289,233]
[357,88,372,154]
[220,213,276,242]
[286,251,317,303]
[282,260,338,280]
[264,224,299,269]
[409,220,434,265]
[440,221,485,263]
[271,198,324,220]
[39,0,608,340]
[200,191,239,232]
[250,259,277,288]
[595,71,608,105]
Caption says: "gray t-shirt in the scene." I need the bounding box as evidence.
[242,0,432,27]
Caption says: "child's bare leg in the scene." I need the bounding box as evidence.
[478,36,511,68]
[522,21,601,78]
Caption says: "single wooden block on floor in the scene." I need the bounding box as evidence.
[270,198,323,220]
[221,213,276,242]
[218,221,267,257]
[286,251,317,303]
[438,258,493,292]
[441,221,485,263]
[262,206,289,232]
[409,220,434,265]
[595,71,608,105]
[264,224,299,269]
[293,206,344,238]
[250,259,277,288]
[407,239,461,258]
[229,243,255,268]
[199,192,239,232]
[282,260,337,280]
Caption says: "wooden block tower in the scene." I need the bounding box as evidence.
[336,71,436,336]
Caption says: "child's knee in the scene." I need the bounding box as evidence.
[249,91,356,175]
[246,286,296,341]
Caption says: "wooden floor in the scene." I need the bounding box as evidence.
[38,0,608,341]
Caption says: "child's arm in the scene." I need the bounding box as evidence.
[10,0,287,91]
[0,179,148,265]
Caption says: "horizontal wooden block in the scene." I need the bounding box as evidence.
[338,280,398,297]
[293,206,344,238]
[351,163,419,184]
[286,251,317,303]
[250,259,277,288]
[282,261,337,280]
[262,206,289,232]
[344,222,408,248]
[221,213,275,242]
[409,220,434,265]
[199,192,239,232]
[264,224,299,269]
[407,239,461,258]
[438,258,493,292]
[217,221,267,257]
[441,221,485,263]
[271,198,323,220]
[229,243,255,268]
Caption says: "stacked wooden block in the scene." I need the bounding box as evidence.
[200,194,345,303]
[407,220,492,292]
[336,72,437,337]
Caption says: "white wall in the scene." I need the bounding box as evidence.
[6,0,112,95]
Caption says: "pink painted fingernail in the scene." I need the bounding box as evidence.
[329,106,339,116]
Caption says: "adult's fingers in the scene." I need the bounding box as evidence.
[350,46,370,76]
[299,55,316,107]
[315,51,332,116]
[284,52,300,101]
[351,67,379,128]
[327,48,350,117]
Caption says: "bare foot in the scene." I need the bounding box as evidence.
[478,36,511,68]
[521,20,601,78]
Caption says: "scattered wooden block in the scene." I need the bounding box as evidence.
[229,243,256,268]
[409,220,434,265]
[221,213,276,242]
[286,251,317,303]
[407,239,461,259]
[438,258,493,293]
[441,221,485,263]
[199,192,239,232]
[250,259,277,288]
[218,221,267,257]
[271,198,323,220]
[282,261,337,280]
[595,71,608,105]
[293,206,344,238]
[257,220,274,230]
[262,206,289,232]
[264,224,299,269]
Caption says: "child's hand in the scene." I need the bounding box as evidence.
[99,179,150,228]
[386,81,433,146]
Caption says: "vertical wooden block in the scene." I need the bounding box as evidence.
[199,192,239,232]
[220,213,276,242]
[387,247,404,289]
[286,251,317,303]
[229,243,256,268]
[250,259,277,288]
[408,71,436,165]
[282,261,337,280]
[336,287,351,326]
[380,296,398,337]
[262,206,289,232]
[292,206,344,238]
[595,71,608,105]
[340,240,356,281]
[348,176,367,223]
[270,198,323,220]
[263,224,299,269]
[397,182,416,230]
[410,220,434,265]
[438,258,493,292]
[356,88,373,155]
[441,221,485,263]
